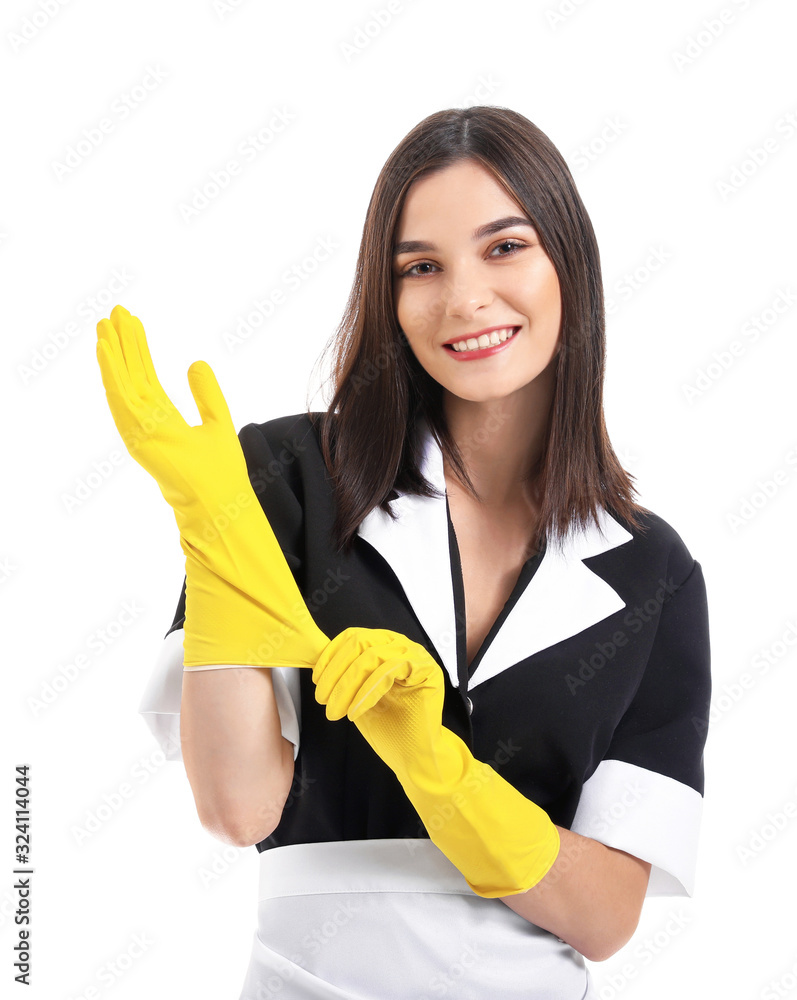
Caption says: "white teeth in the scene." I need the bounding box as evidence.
[451,327,518,352]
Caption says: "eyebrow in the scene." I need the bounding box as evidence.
[392,215,535,257]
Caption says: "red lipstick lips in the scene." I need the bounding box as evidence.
[443,326,520,360]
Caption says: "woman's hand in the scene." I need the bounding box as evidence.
[312,625,560,898]
[312,626,447,778]
[312,627,444,722]
[95,304,328,669]
[96,304,253,538]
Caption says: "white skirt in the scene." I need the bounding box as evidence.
[237,839,596,999]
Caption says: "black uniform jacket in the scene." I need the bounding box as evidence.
[146,411,711,897]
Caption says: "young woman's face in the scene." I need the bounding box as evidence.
[392,159,562,405]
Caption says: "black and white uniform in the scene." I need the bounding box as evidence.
[140,412,711,1000]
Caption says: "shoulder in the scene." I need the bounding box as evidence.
[626,507,696,575]
[236,413,337,552]
[243,410,325,455]
[238,411,327,487]
[593,505,703,599]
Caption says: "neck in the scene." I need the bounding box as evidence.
[440,359,555,509]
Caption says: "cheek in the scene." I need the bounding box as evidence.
[548,283,563,330]
[395,285,435,334]
[393,283,415,331]
[537,268,563,330]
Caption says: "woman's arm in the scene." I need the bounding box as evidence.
[499,827,651,962]
[180,666,295,847]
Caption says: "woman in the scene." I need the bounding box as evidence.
[99,106,711,999]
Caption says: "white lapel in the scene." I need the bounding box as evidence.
[356,418,633,692]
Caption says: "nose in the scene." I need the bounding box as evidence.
[441,262,494,321]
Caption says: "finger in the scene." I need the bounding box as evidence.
[320,636,414,722]
[313,628,409,697]
[96,338,139,448]
[110,305,151,400]
[377,632,439,685]
[312,628,391,692]
[186,360,235,429]
[123,312,191,436]
[323,655,398,723]
[312,630,364,709]
[97,313,188,453]
[345,655,411,721]
[131,311,170,399]
[96,315,135,400]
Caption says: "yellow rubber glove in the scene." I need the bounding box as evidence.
[95,304,327,669]
[313,627,561,898]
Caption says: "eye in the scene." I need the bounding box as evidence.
[490,239,527,257]
[398,260,440,278]
[396,239,529,278]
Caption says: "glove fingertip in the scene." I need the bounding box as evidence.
[326,703,344,723]
[109,304,129,327]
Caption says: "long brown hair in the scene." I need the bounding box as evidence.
[307,105,650,556]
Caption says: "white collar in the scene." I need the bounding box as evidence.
[356,417,633,690]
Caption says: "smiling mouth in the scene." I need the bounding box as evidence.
[443,326,521,353]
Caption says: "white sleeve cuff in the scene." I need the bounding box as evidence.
[569,758,703,897]
[137,629,302,762]
[270,667,301,761]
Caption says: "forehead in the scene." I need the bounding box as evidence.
[394,163,531,252]
[399,161,517,221]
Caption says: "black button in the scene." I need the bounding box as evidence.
[466,697,473,715]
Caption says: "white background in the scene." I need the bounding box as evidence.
[3,0,796,997]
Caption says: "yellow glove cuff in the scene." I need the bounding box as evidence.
[389,724,561,898]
